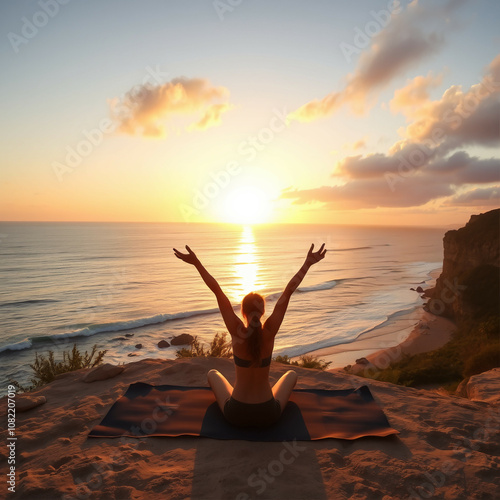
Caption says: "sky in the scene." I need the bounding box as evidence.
[0,0,499,226]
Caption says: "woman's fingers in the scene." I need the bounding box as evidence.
[173,248,188,260]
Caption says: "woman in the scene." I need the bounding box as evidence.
[173,242,326,427]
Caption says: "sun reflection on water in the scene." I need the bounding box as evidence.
[232,225,261,302]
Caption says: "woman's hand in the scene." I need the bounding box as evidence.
[173,245,200,266]
[305,243,327,267]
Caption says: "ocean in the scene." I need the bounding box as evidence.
[0,222,445,390]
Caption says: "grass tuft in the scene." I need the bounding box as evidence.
[175,334,331,370]
[175,332,233,359]
[274,353,332,371]
[11,343,107,392]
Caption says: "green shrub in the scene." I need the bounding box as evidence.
[175,335,332,371]
[273,353,331,371]
[360,313,499,388]
[297,354,332,370]
[463,342,500,377]
[175,332,233,359]
[11,343,107,392]
[274,355,295,365]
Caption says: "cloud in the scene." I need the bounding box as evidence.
[189,103,233,131]
[282,54,500,211]
[109,77,231,137]
[394,54,500,153]
[445,187,500,206]
[390,72,444,114]
[282,148,498,210]
[334,139,442,179]
[289,0,464,122]
[352,139,366,150]
[334,153,401,179]
[427,152,500,184]
[281,175,453,209]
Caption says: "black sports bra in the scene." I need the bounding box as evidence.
[233,354,272,368]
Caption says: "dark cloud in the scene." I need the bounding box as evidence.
[428,152,500,184]
[281,175,453,209]
[445,187,500,206]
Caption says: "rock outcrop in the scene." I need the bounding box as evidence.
[427,208,499,320]
[82,363,124,383]
[466,367,500,404]
[170,334,194,346]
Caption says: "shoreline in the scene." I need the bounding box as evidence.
[305,306,456,373]
[348,308,455,376]
[303,267,450,371]
[301,307,422,369]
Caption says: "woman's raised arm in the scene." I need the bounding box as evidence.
[264,243,326,336]
[173,246,243,334]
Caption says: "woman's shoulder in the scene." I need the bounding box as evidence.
[262,324,277,339]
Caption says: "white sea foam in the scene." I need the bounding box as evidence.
[298,280,337,292]
[0,278,342,354]
[0,339,33,354]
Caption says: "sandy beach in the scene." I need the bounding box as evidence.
[1,356,499,499]
[306,305,456,374]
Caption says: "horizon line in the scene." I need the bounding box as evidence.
[0,220,460,230]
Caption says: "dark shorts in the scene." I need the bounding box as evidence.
[223,396,282,428]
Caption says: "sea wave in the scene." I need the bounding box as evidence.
[0,308,219,354]
[274,305,420,358]
[0,299,60,308]
[0,339,33,353]
[330,244,391,252]
[330,246,372,252]
[265,279,338,301]
[0,277,340,354]
[297,280,337,293]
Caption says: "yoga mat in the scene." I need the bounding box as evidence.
[88,383,398,441]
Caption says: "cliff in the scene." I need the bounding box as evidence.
[427,208,500,321]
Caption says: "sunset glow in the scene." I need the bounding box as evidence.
[232,226,260,301]
[0,1,498,226]
[220,186,273,225]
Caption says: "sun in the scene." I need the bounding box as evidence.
[221,185,273,224]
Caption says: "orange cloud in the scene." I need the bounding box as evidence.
[282,54,500,211]
[390,72,443,114]
[392,54,500,154]
[289,0,464,122]
[189,103,233,131]
[109,77,232,137]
